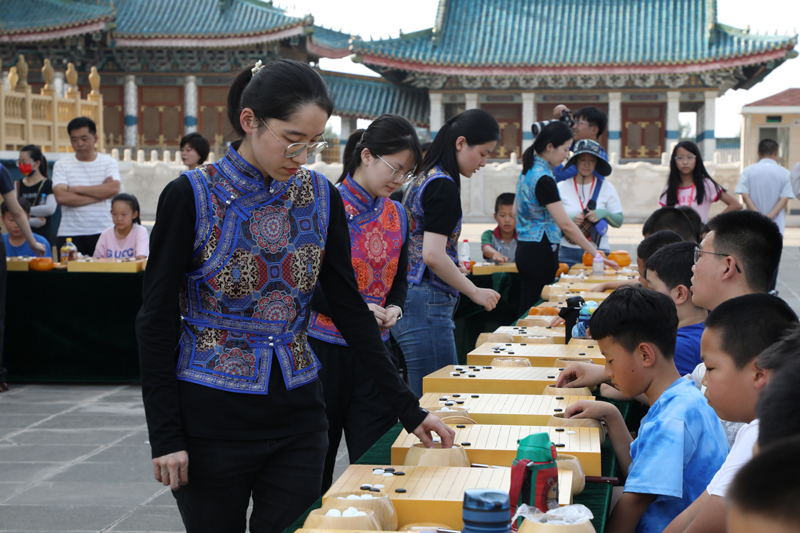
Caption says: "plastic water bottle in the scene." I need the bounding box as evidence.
[592,251,604,276]
[462,489,511,533]
[459,239,471,268]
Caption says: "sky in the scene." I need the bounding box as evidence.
[281,0,800,138]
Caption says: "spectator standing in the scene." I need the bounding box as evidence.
[179,133,210,170]
[551,105,610,183]
[52,117,121,256]
[16,145,56,244]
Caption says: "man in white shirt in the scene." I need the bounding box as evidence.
[52,117,121,256]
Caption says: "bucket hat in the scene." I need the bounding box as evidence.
[563,139,611,177]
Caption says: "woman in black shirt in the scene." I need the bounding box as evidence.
[16,145,55,244]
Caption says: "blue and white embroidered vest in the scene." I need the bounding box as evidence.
[308,175,407,345]
[516,156,562,243]
[176,147,330,394]
[405,167,461,296]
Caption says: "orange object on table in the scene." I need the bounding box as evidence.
[556,262,569,276]
[581,250,606,266]
[29,257,55,271]
[528,307,559,316]
[608,250,631,267]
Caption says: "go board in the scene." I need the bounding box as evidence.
[391,424,601,475]
[423,366,562,395]
[418,392,594,426]
[67,258,146,273]
[493,325,566,344]
[6,258,31,271]
[471,262,518,275]
[467,343,604,367]
[325,465,572,528]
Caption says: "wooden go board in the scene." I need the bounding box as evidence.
[391,424,602,475]
[67,258,147,273]
[423,366,563,395]
[471,262,518,275]
[494,325,566,344]
[325,465,572,528]
[6,258,32,271]
[467,343,604,367]
[418,392,594,426]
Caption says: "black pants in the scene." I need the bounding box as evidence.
[57,234,101,257]
[515,238,560,317]
[309,336,398,493]
[172,431,327,533]
[0,237,6,382]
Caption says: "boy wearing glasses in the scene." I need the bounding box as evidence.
[551,105,610,183]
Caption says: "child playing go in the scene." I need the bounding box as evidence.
[664,293,799,533]
[565,285,728,533]
[2,199,52,258]
[481,192,517,262]
[93,193,149,259]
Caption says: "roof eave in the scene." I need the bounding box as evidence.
[306,39,351,59]
[0,20,109,43]
[741,105,800,114]
[114,24,305,48]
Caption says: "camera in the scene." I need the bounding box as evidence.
[530,110,575,137]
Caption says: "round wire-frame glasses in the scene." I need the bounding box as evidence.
[260,118,327,158]
[374,153,417,184]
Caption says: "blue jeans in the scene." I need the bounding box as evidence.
[392,280,458,396]
[558,246,610,268]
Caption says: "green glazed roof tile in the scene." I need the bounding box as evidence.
[0,0,113,35]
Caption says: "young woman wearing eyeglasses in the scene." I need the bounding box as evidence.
[660,141,741,222]
[306,114,421,492]
[136,60,453,533]
[393,108,502,396]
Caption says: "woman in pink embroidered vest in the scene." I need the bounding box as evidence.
[136,60,453,533]
[307,114,421,492]
[393,109,502,396]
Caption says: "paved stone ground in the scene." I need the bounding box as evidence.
[1,225,798,532]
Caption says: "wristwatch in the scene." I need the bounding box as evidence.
[386,304,403,320]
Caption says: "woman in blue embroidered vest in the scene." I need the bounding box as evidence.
[136,60,453,533]
[393,109,502,396]
[307,114,421,492]
[516,122,618,315]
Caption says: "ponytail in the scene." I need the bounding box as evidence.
[339,128,366,183]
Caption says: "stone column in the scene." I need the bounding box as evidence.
[465,92,479,110]
[666,91,680,154]
[429,92,444,139]
[521,92,536,152]
[607,92,622,160]
[339,116,358,162]
[696,91,717,161]
[183,75,198,135]
[53,71,66,98]
[124,75,138,147]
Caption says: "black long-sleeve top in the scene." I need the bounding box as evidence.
[136,173,426,458]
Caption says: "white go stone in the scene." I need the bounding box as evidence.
[342,507,360,517]
[383,472,394,477]
[567,431,577,435]
[372,469,384,475]
[346,494,361,500]
[325,509,342,517]
[374,484,385,489]
[360,494,374,499]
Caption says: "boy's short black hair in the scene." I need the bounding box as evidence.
[589,285,678,358]
[642,207,697,242]
[757,325,800,371]
[677,206,702,242]
[704,294,799,369]
[645,242,695,292]
[180,132,211,165]
[757,138,779,156]
[728,436,800,527]
[573,106,607,138]
[494,192,515,214]
[1,198,30,217]
[700,223,710,237]
[756,358,800,450]
[636,230,682,261]
[67,117,97,135]
[707,210,783,294]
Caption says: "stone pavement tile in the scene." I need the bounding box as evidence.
[144,489,177,507]
[75,402,146,416]
[0,414,51,429]
[34,414,145,430]
[49,461,155,483]
[0,482,25,499]
[0,444,97,463]
[0,401,75,416]
[0,462,64,483]
[0,504,133,531]
[3,429,131,446]
[88,445,152,464]
[108,503,185,532]
[5,481,163,506]
[115,430,150,447]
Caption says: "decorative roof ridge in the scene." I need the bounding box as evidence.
[0,0,115,36]
[318,69,395,84]
[432,0,447,46]
[716,22,798,44]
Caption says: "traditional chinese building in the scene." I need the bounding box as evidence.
[350,0,797,162]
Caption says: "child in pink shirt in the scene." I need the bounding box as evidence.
[93,193,149,259]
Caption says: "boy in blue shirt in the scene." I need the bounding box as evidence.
[565,286,728,533]
[645,242,707,375]
[2,199,52,259]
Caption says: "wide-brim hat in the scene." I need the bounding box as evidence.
[564,139,611,177]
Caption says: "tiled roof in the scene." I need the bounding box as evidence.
[745,89,800,107]
[309,26,352,51]
[112,0,308,39]
[352,0,797,71]
[320,71,429,127]
[0,0,113,36]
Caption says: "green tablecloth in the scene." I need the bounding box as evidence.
[4,270,145,382]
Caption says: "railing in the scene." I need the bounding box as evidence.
[1,55,104,153]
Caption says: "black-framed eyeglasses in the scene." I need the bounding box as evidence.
[374,153,417,184]
[694,246,742,274]
[260,118,327,158]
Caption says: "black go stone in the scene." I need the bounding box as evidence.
[471,395,480,398]
[385,468,395,472]
[554,408,563,412]
[395,488,407,493]
[556,396,565,400]
[555,428,565,432]
[461,442,471,446]
[393,471,405,476]
[457,424,466,428]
